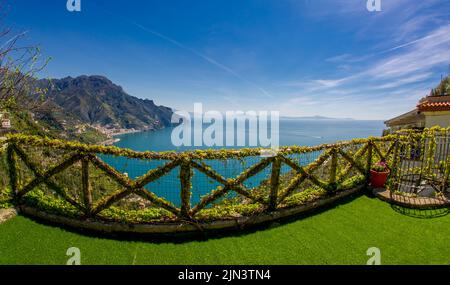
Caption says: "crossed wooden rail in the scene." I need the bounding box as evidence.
[4,134,400,221]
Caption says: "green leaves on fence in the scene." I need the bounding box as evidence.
[3,127,446,223]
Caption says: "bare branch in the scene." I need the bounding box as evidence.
[0,4,51,111]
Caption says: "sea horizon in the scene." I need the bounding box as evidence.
[113,118,385,152]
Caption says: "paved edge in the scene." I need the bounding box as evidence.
[373,188,450,209]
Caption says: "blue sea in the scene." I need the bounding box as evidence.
[114,119,384,152]
[104,119,384,206]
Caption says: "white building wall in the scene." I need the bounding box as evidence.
[423,111,450,128]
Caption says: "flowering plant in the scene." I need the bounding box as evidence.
[372,161,389,172]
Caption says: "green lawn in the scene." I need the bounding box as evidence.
[0,195,449,265]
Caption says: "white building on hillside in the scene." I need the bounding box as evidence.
[0,112,11,129]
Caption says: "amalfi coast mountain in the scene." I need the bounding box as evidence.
[4,75,174,144]
[39,75,173,133]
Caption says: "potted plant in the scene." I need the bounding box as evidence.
[370,161,390,188]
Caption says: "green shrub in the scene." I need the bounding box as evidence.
[282,187,328,208]
[98,207,174,224]
[194,203,264,220]
[21,189,81,218]
[0,187,13,209]
[339,175,365,190]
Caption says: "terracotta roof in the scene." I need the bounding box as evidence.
[417,94,450,112]
[418,102,450,111]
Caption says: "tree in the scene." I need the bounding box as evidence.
[435,76,450,96]
[0,0,50,110]
[443,76,450,95]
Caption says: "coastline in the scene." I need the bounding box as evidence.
[99,137,121,146]
[99,128,148,145]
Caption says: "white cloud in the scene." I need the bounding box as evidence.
[367,24,450,80]
[372,72,433,90]
[276,18,450,120]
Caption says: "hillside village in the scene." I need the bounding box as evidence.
[0,112,11,130]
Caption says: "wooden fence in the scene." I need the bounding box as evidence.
[2,134,404,224]
[0,128,448,236]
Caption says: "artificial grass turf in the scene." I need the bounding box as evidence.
[0,195,449,265]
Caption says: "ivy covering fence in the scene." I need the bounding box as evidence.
[0,128,448,233]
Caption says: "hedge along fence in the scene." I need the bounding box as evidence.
[0,139,11,209]
[0,129,443,234]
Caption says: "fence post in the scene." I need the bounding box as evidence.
[388,138,400,190]
[269,156,281,210]
[6,143,18,198]
[425,129,437,177]
[441,129,450,192]
[329,148,338,192]
[365,142,373,187]
[81,156,92,215]
[443,154,450,191]
[180,159,192,219]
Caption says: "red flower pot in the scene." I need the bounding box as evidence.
[370,169,390,188]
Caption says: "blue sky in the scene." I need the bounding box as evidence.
[6,0,450,119]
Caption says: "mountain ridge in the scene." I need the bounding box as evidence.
[38,75,173,131]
